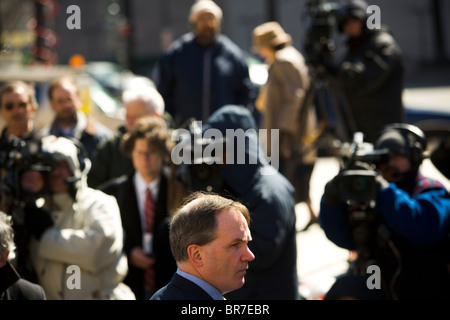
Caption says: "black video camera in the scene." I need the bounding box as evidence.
[0,137,55,206]
[304,0,344,71]
[173,120,226,194]
[333,132,389,204]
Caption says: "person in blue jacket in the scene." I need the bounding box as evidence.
[177,104,300,299]
[320,123,450,300]
[152,0,256,128]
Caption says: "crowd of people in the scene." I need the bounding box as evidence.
[0,0,448,300]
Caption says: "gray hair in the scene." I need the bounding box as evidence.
[122,86,165,116]
[0,211,15,257]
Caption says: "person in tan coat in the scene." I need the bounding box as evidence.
[253,21,319,229]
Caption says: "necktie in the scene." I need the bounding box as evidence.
[144,188,155,292]
[144,188,155,233]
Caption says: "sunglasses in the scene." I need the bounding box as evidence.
[2,101,29,111]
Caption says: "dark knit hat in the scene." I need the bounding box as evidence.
[338,0,368,31]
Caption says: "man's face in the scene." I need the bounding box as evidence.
[1,87,36,136]
[50,81,81,126]
[131,138,163,183]
[198,208,254,294]
[49,160,73,193]
[378,152,412,183]
[193,11,220,46]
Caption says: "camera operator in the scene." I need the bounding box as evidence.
[0,80,44,282]
[24,135,135,299]
[320,123,450,300]
[332,0,405,143]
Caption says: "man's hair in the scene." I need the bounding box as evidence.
[122,86,165,117]
[169,191,250,262]
[0,80,38,109]
[120,115,173,161]
[47,76,79,101]
[0,211,15,257]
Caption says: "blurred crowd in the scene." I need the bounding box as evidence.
[0,0,448,300]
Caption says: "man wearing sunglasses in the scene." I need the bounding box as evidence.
[0,80,43,282]
[0,80,40,142]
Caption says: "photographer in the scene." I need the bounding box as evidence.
[25,135,135,299]
[333,0,405,143]
[320,123,450,299]
[0,80,44,282]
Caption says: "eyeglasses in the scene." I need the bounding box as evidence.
[132,150,159,158]
[2,101,29,111]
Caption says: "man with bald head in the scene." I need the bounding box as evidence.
[153,0,256,127]
[87,84,166,189]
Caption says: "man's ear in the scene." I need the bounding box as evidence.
[187,244,203,267]
[0,251,10,268]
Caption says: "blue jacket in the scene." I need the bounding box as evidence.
[320,173,450,299]
[154,33,256,126]
[206,105,299,300]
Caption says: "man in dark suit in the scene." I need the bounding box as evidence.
[103,116,177,300]
[150,192,255,300]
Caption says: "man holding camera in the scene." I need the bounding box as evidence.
[335,0,405,143]
[320,123,450,299]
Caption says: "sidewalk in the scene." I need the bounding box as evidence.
[295,157,348,300]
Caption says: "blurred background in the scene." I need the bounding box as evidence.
[2,0,449,75]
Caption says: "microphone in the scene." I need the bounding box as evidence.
[64,158,92,184]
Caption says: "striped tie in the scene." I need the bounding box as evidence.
[144,188,155,292]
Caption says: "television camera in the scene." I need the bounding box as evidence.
[173,119,226,195]
[304,0,344,74]
[330,132,392,274]
[0,138,56,222]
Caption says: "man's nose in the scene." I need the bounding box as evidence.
[243,245,255,262]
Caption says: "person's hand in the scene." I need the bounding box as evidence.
[322,175,343,206]
[24,206,54,240]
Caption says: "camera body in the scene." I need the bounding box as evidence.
[0,137,55,208]
[334,132,389,204]
[173,120,226,194]
[304,0,344,72]
[331,133,391,273]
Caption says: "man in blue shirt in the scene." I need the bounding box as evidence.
[320,123,450,299]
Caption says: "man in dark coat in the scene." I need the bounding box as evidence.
[336,0,405,143]
[42,76,113,160]
[179,105,299,299]
[153,0,256,127]
[320,123,450,300]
